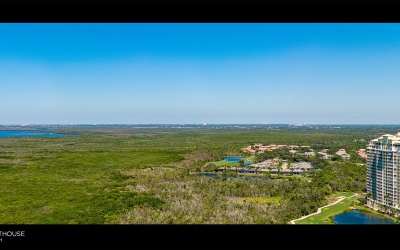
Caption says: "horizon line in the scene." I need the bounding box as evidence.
[1,123,400,126]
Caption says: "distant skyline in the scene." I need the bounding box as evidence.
[2,23,400,124]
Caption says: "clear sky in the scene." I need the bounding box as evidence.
[1,23,400,125]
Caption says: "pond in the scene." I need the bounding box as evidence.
[332,210,397,224]
[0,130,75,138]
[223,156,252,165]
[224,156,243,162]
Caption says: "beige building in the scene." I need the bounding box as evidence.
[367,133,400,211]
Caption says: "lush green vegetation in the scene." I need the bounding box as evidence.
[294,192,358,224]
[0,124,398,224]
[207,160,239,167]
[295,192,399,224]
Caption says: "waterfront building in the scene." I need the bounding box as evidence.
[366,133,400,211]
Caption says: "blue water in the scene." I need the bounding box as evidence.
[0,130,74,138]
[198,173,266,181]
[223,157,253,165]
[332,210,397,224]
[224,157,243,162]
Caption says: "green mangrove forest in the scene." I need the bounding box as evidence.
[0,124,398,224]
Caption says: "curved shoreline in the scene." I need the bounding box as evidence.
[289,194,357,224]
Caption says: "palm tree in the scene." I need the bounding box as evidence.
[238,160,245,174]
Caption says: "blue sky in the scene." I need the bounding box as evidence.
[1,23,400,124]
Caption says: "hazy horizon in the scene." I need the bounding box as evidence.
[1,123,400,126]
[2,23,400,124]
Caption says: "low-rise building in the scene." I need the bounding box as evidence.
[248,168,261,174]
[251,159,276,168]
[336,150,350,160]
[318,151,332,159]
[302,152,315,157]
[270,168,279,174]
[293,169,303,175]
[292,162,314,170]
[357,149,367,159]
[238,168,249,173]
[217,167,228,172]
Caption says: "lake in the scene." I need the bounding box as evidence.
[332,210,397,224]
[0,130,75,138]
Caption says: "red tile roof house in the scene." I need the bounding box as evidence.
[263,159,274,164]
[257,145,271,153]
[357,149,367,159]
[282,169,292,175]
[243,146,256,153]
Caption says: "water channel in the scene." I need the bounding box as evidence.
[0,130,75,138]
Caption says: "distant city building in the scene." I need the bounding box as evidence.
[367,133,400,211]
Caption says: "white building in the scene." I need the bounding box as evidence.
[302,152,315,157]
[367,133,400,211]
[336,151,350,160]
[318,151,332,159]
[291,162,314,170]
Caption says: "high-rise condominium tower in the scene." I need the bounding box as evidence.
[366,133,400,210]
